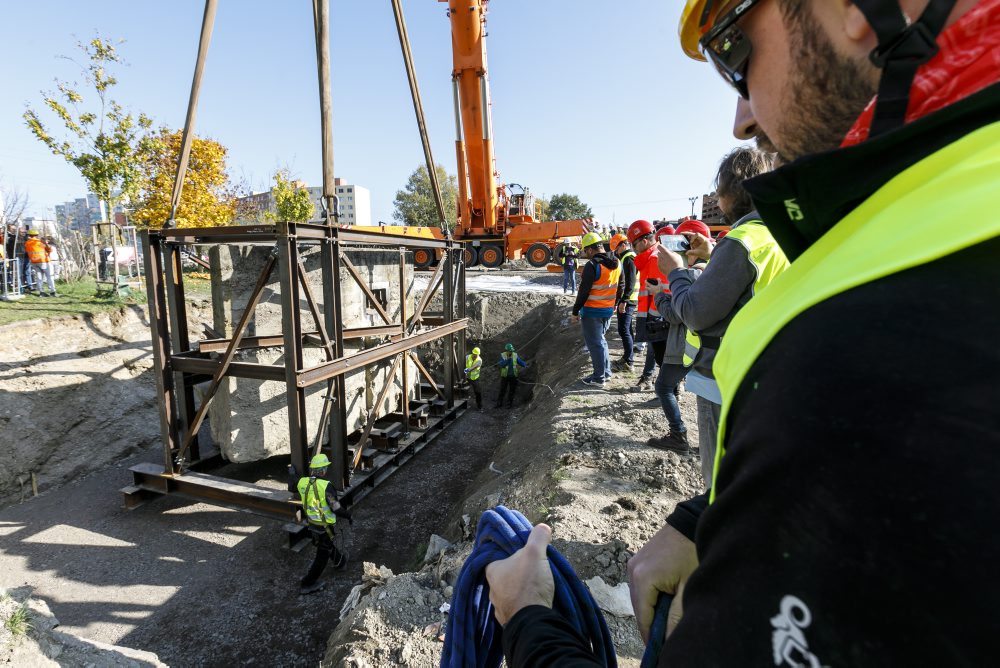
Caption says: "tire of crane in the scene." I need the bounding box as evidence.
[479,244,505,268]
[413,248,435,269]
[525,243,552,268]
[463,246,480,267]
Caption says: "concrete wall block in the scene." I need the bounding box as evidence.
[208,245,417,462]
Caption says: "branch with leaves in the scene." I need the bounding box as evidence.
[23,37,154,221]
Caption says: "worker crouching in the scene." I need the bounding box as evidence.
[295,454,347,595]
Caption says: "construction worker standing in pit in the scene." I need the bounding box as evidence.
[570,232,621,388]
[609,234,639,373]
[495,343,527,408]
[486,0,1000,665]
[463,346,484,410]
[294,454,346,595]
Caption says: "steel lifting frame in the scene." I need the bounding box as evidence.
[122,222,468,521]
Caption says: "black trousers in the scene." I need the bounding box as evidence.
[469,378,482,408]
[496,376,518,407]
[301,527,343,587]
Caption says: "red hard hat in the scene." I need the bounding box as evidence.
[655,225,676,238]
[716,229,730,240]
[627,219,656,244]
[676,220,711,239]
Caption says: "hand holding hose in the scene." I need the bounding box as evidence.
[485,524,555,625]
[627,523,698,643]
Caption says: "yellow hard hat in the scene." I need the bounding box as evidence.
[679,0,717,61]
[581,232,603,249]
[28,229,40,236]
[472,347,481,355]
[310,453,332,469]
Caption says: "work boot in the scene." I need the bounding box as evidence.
[635,375,653,392]
[299,581,326,596]
[647,431,690,454]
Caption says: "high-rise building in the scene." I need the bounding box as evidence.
[54,195,107,232]
[700,192,724,226]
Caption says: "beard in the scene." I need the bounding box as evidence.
[775,8,878,163]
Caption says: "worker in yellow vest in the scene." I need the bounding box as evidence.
[651,152,787,475]
[295,454,346,595]
[571,232,622,388]
[464,346,484,410]
[495,343,527,408]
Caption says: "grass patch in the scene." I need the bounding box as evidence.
[0,277,147,327]
[3,599,32,638]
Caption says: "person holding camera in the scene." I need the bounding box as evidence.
[652,147,786,485]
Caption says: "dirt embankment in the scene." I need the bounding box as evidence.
[324,291,705,666]
[0,303,212,510]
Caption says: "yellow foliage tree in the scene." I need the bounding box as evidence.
[131,129,236,228]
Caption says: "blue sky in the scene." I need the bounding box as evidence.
[1,1,745,225]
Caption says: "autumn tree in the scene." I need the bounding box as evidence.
[131,128,236,228]
[393,164,457,230]
[269,169,315,223]
[24,37,154,228]
[547,193,593,221]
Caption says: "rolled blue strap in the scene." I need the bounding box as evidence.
[440,506,618,668]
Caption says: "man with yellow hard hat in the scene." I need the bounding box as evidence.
[483,0,1000,664]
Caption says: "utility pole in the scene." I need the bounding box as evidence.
[688,196,698,217]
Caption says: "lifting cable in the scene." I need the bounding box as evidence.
[441,505,617,668]
[166,0,217,228]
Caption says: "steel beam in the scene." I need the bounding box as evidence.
[295,319,467,388]
[142,231,180,473]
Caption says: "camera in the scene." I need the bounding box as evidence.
[659,234,690,253]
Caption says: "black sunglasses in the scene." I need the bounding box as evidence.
[699,0,763,99]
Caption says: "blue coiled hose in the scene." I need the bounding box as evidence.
[440,506,618,668]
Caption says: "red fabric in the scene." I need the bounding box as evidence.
[635,246,669,313]
[842,0,1000,147]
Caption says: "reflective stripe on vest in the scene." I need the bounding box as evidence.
[710,121,1000,502]
[25,239,47,264]
[620,251,639,303]
[500,352,520,378]
[297,476,337,525]
[465,354,482,381]
[682,221,789,368]
[584,262,622,310]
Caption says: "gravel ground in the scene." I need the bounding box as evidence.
[0,268,705,666]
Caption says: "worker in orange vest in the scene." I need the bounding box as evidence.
[571,232,622,388]
[25,229,57,297]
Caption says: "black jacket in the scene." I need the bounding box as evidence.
[614,251,638,306]
[571,252,620,316]
[504,80,1000,668]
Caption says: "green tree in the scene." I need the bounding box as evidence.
[393,164,458,230]
[268,169,315,223]
[547,193,593,221]
[23,37,154,226]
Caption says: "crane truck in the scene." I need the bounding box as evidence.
[356,0,595,269]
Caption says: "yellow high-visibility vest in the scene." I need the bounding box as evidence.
[710,121,1000,500]
[682,220,789,368]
